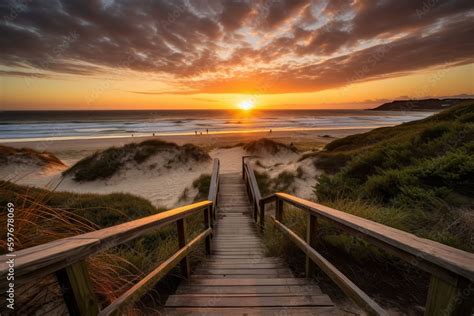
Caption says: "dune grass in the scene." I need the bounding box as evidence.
[243,138,298,154]
[0,181,208,313]
[0,145,65,167]
[262,102,473,310]
[192,174,211,202]
[313,102,474,250]
[63,140,210,182]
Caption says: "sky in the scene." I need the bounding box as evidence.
[1,0,473,110]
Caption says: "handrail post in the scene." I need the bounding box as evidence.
[305,212,318,277]
[275,198,283,222]
[177,219,190,278]
[55,260,99,316]
[204,205,212,255]
[259,200,265,232]
[425,276,473,315]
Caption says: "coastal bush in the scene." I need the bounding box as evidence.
[64,140,210,182]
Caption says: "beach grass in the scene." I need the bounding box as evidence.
[0,181,208,313]
[63,140,210,182]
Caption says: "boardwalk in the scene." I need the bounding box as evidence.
[164,173,340,315]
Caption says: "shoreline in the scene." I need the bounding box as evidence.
[0,125,390,144]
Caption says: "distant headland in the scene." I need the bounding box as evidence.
[370,98,473,111]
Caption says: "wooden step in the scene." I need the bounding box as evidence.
[165,294,334,307]
[163,307,341,316]
[183,278,309,286]
[176,285,323,294]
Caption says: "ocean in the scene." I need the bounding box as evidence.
[0,110,434,142]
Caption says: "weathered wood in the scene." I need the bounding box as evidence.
[271,216,387,316]
[55,260,99,316]
[99,228,211,316]
[166,294,334,307]
[425,276,474,316]
[177,219,190,278]
[0,201,212,288]
[184,278,309,286]
[176,285,323,294]
[305,212,318,277]
[208,158,220,223]
[204,206,212,255]
[259,199,265,232]
[275,198,283,222]
[274,193,474,283]
[163,306,341,316]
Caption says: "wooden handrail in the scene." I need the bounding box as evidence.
[208,158,220,224]
[243,158,474,315]
[274,193,474,283]
[242,158,263,225]
[260,193,474,314]
[0,200,214,315]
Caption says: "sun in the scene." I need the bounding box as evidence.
[238,99,255,111]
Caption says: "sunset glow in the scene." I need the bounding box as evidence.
[238,99,255,111]
[0,1,473,110]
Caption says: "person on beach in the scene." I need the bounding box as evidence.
[195,131,198,135]
[206,129,209,134]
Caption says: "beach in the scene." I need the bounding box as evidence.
[0,109,434,209]
[0,128,363,208]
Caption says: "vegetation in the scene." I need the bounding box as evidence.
[314,101,473,250]
[262,102,473,310]
[244,138,298,155]
[255,170,298,196]
[0,145,64,166]
[192,174,211,201]
[0,181,208,313]
[63,140,210,182]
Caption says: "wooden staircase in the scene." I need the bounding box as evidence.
[164,173,340,315]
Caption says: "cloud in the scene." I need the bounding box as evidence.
[1,0,473,94]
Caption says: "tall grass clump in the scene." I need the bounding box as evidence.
[0,181,208,314]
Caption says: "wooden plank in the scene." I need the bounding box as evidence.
[191,274,294,279]
[184,278,309,286]
[0,238,99,288]
[204,258,283,264]
[203,263,286,269]
[271,216,387,316]
[425,276,473,316]
[176,285,323,295]
[99,228,211,316]
[204,206,212,255]
[163,307,341,316]
[276,193,474,283]
[55,260,99,316]
[166,294,334,307]
[193,268,293,275]
[306,212,318,277]
[177,219,190,278]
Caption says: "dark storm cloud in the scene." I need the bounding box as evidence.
[1,0,473,93]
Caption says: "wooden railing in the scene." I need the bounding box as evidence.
[208,158,220,225]
[242,157,474,316]
[242,157,263,226]
[0,159,221,315]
